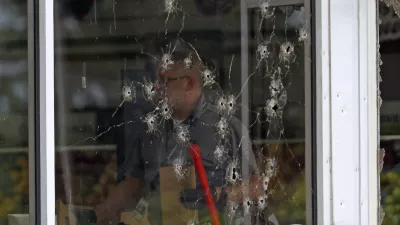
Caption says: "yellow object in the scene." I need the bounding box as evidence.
[16,157,27,168]
[56,200,151,225]
[159,166,198,225]
[10,171,20,182]
[57,200,78,225]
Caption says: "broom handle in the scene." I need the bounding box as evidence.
[188,144,221,225]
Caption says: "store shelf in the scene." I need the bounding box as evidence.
[252,138,305,145]
[0,144,116,154]
[380,135,400,141]
[0,138,306,154]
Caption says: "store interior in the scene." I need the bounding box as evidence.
[0,0,338,224]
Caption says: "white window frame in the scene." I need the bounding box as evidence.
[28,0,379,224]
[315,0,379,225]
[28,0,55,223]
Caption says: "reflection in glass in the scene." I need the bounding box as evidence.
[379,2,400,225]
[54,1,310,225]
[0,0,29,224]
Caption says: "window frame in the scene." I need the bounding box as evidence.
[27,0,379,224]
[28,0,56,224]
[314,0,379,224]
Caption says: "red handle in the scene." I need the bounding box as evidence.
[188,144,221,225]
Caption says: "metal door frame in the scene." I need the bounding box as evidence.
[28,0,379,224]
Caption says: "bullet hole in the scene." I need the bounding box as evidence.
[159,100,173,120]
[257,43,269,60]
[161,53,174,72]
[226,160,240,184]
[217,97,227,114]
[260,1,274,19]
[214,145,225,163]
[243,197,253,215]
[173,157,188,181]
[175,124,191,145]
[279,41,295,63]
[298,27,308,42]
[143,112,158,133]
[226,95,236,115]
[217,117,230,138]
[217,95,236,117]
[201,68,216,87]
[232,168,237,180]
[265,98,279,118]
[258,195,268,209]
[122,84,136,102]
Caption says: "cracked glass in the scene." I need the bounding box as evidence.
[54,0,311,225]
[379,1,400,225]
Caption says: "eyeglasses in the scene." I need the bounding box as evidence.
[156,75,191,85]
[166,75,191,82]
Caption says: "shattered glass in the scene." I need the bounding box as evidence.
[379,1,400,225]
[54,0,310,224]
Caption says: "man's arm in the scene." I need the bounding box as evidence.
[95,177,144,224]
[95,117,147,224]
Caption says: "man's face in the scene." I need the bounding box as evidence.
[155,61,191,108]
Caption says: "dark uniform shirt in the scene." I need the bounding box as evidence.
[119,93,258,225]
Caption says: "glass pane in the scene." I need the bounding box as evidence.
[54,1,310,224]
[0,0,29,224]
[379,2,400,225]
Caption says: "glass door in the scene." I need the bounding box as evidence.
[53,0,312,224]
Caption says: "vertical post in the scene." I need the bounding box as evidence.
[27,0,36,223]
[31,0,56,224]
[303,0,313,224]
[315,0,378,224]
[314,0,332,223]
[240,1,250,224]
[361,0,379,223]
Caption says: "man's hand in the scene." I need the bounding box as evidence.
[73,209,98,225]
[179,186,227,211]
[94,203,121,225]
[93,177,144,224]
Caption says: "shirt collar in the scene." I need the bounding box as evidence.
[178,93,206,126]
[191,93,206,119]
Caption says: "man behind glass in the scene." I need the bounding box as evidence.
[93,39,261,225]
